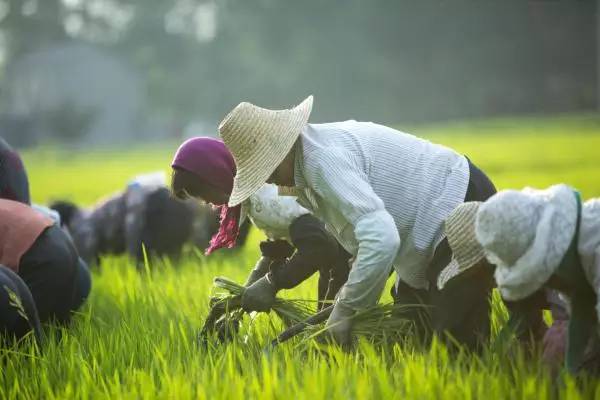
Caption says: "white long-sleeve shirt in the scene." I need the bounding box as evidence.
[290,121,469,310]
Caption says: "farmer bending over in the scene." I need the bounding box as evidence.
[217,95,498,349]
[171,137,351,316]
[51,172,200,266]
[444,185,600,374]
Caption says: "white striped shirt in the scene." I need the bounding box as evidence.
[290,120,469,310]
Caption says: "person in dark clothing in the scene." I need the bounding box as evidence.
[50,172,200,266]
[0,137,30,204]
[0,265,43,346]
[446,184,600,374]
[0,199,90,325]
[19,225,91,323]
[171,137,351,314]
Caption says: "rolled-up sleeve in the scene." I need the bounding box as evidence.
[304,150,400,310]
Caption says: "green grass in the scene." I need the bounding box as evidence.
[3,114,600,399]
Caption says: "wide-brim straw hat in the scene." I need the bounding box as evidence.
[438,202,485,289]
[219,96,313,207]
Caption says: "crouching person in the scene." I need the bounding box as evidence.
[51,172,197,266]
[445,184,600,373]
[0,199,91,325]
[441,202,563,347]
[171,137,351,316]
[217,96,501,350]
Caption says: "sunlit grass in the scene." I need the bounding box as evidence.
[3,114,599,398]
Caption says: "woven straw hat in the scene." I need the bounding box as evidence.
[437,202,485,289]
[219,96,313,207]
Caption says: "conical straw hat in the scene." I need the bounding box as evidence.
[219,96,313,206]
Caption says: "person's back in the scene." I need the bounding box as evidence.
[0,200,54,271]
[301,121,469,256]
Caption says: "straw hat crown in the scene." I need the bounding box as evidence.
[219,96,313,207]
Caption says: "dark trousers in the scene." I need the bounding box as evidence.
[392,159,498,350]
[0,265,42,345]
[393,240,496,350]
[19,225,91,324]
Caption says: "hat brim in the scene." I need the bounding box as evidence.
[437,258,460,290]
[437,253,486,290]
[227,96,313,207]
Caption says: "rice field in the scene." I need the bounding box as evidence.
[3,114,600,399]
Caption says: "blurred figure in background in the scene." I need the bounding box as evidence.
[0,137,30,204]
[51,172,218,266]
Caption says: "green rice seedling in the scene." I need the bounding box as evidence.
[208,277,315,331]
[302,303,416,346]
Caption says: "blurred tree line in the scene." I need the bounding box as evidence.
[0,0,596,144]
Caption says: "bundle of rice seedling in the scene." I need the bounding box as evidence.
[202,277,315,334]
[301,302,417,345]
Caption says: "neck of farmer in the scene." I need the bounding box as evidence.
[272,140,298,187]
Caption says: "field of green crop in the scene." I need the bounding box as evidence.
[2,114,600,399]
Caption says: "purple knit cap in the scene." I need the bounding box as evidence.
[171,137,236,196]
